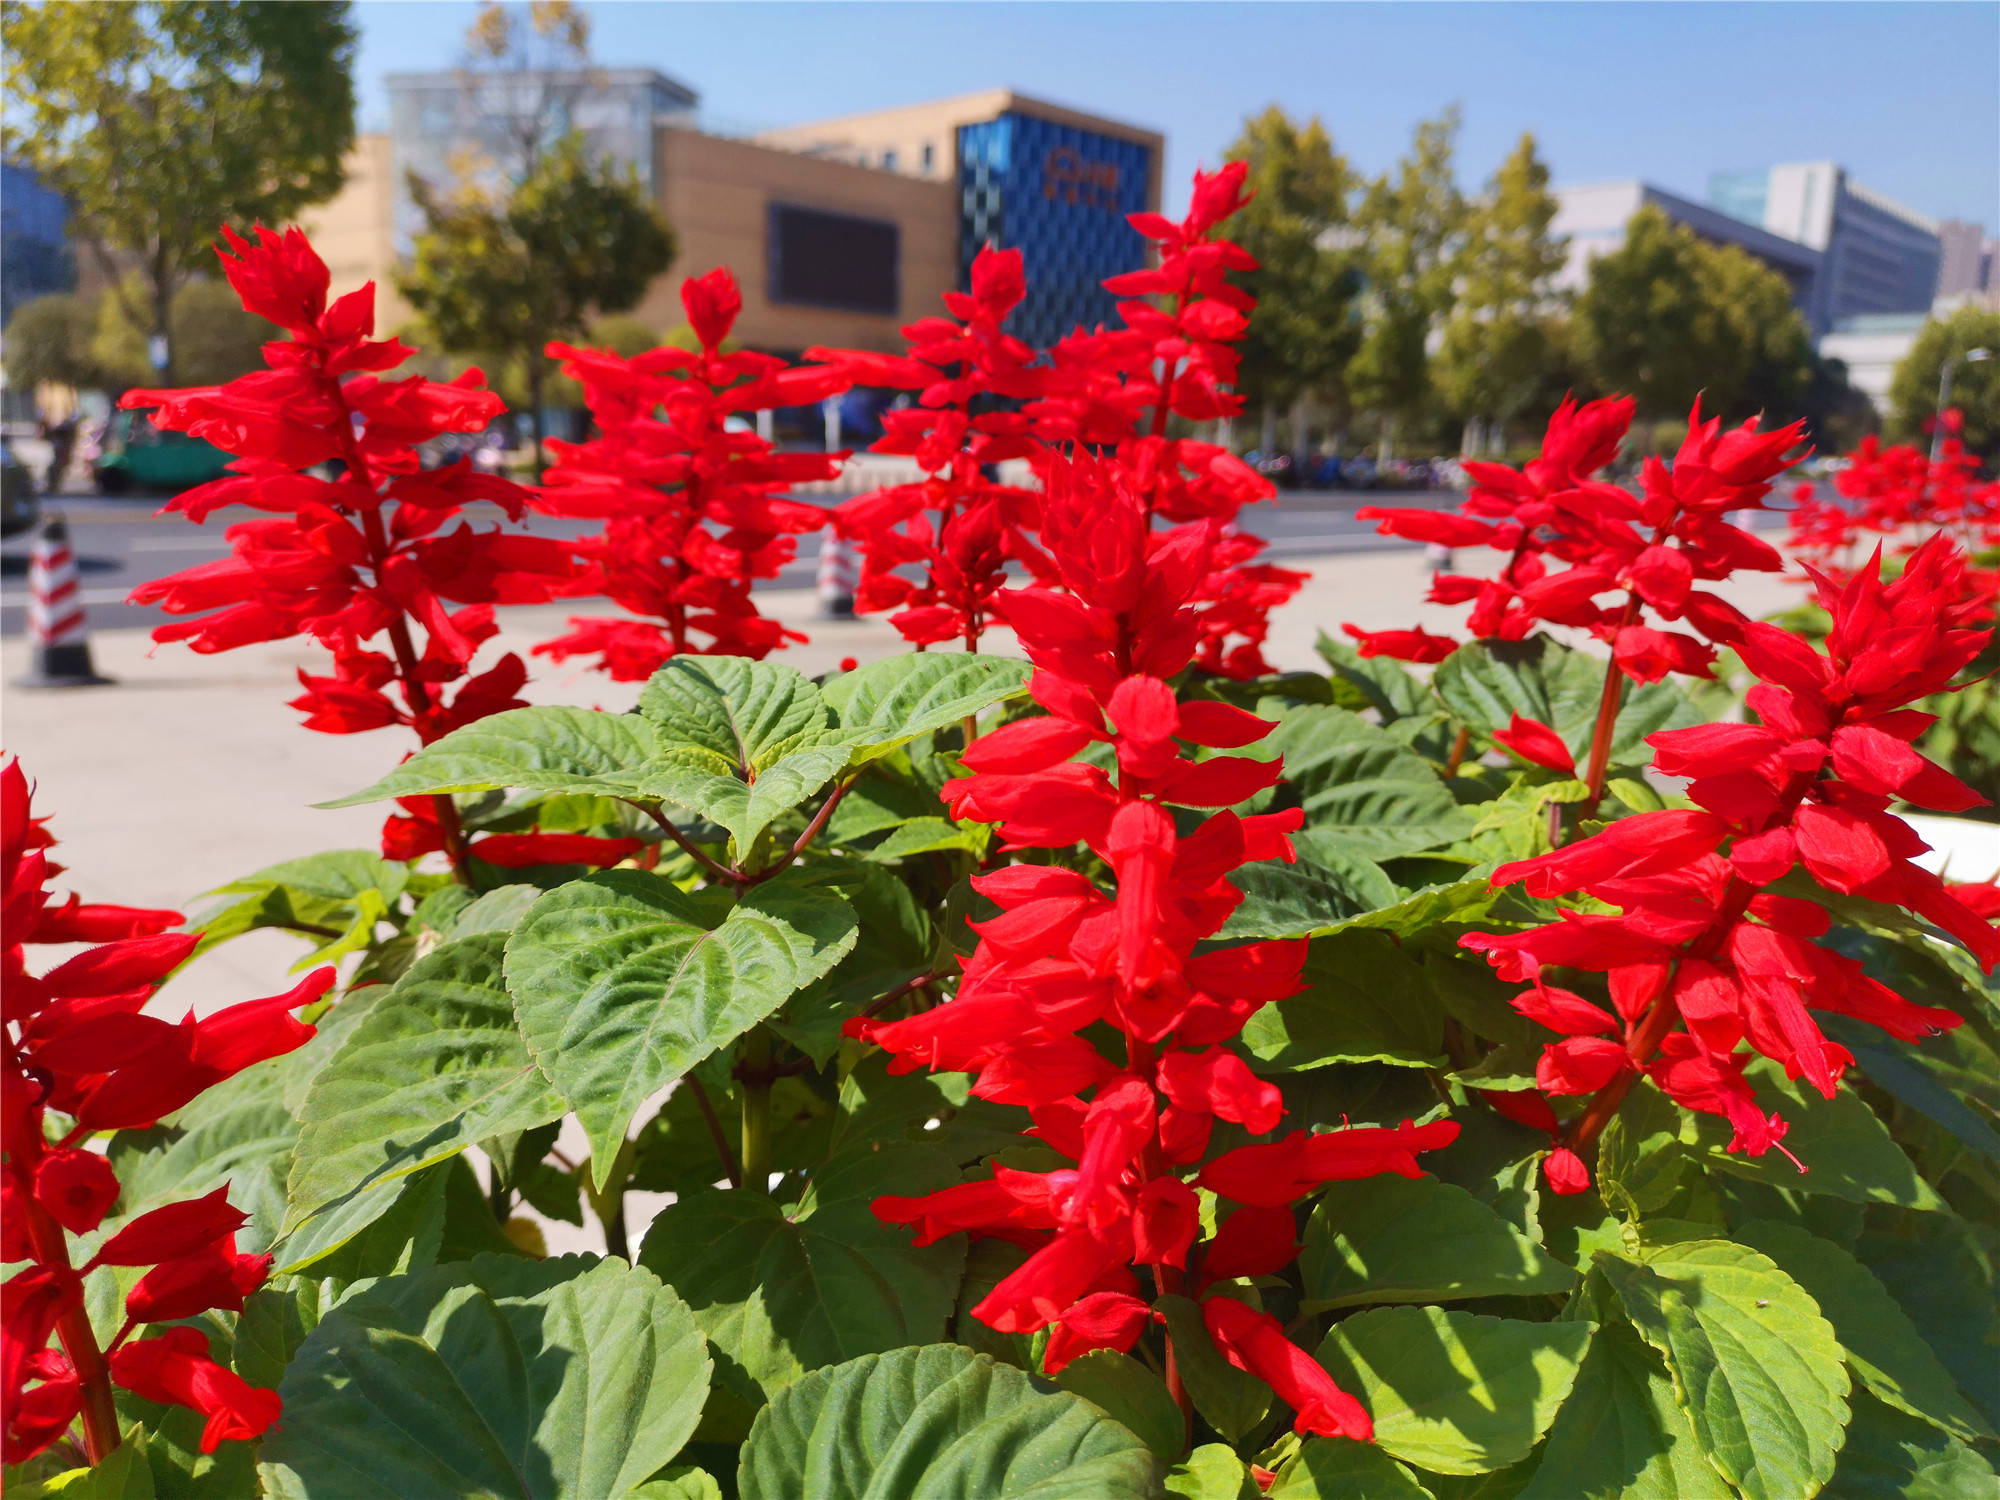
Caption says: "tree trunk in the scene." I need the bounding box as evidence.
[1289,395,1309,454]
[1381,414,1397,466]
[1259,404,1278,454]
[1461,417,1479,458]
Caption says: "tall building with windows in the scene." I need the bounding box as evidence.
[1708,162,1942,332]
[0,160,75,321]
[303,80,1160,357]
[1550,180,1822,310]
[1936,219,1998,305]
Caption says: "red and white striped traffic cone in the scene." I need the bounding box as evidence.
[816,529,857,620]
[16,514,111,688]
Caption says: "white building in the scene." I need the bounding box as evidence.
[1551,179,1822,315]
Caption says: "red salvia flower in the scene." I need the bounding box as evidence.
[850,431,1455,1443]
[534,267,853,678]
[2,762,310,1464]
[1460,539,1997,1192]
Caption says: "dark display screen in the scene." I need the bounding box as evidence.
[768,203,900,314]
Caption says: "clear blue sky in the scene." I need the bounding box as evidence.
[352,1,2000,227]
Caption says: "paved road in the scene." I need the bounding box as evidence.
[0,488,1452,637]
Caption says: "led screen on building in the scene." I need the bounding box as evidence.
[767,203,900,315]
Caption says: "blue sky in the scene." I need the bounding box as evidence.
[352,2,2000,227]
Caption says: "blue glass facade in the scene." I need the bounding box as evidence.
[1,161,74,321]
[957,112,1153,349]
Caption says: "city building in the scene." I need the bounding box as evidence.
[1709,162,1942,332]
[1936,218,1999,307]
[299,73,1162,357]
[0,160,75,322]
[1817,311,1929,407]
[1550,179,1823,310]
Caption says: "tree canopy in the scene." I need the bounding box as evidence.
[0,1,357,373]
[1887,305,2000,461]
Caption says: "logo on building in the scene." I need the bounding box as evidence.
[1042,146,1121,212]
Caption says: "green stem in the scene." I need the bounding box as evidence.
[740,1029,774,1193]
[583,1137,635,1262]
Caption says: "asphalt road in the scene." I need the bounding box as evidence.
[0,487,1451,638]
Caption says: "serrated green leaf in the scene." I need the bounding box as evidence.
[1518,1319,1730,1500]
[638,740,852,857]
[1433,636,1694,767]
[286,932,566,1227]
[639,655,829,772]
[1055,1350,1184,1463]
[1823,1013,2000,1162]
[1270,1439,1437,1498]
[821,653,1033,764]
[1240,929,1449,1070]
[1165,1443,1260,1499]
[106,1062,297,1254]
[1265,706,1474,859]
[639,1144,966,1402]
[7,1431,157,1499]
[1300,1175,1575,1310]
[1596,1239,1849,1500]
[1315,630,1433,722]
[868,816,991,860]
[321,706,662,806]
[508,871,857,1185]
[1215,838,1400,939]
[738,1343,1159,1499]
[259,1255,709,1500]
[629,1467,724,1500]
[1850,1210,2000,1432]
[1313,1306,1592,1475]
[1693,1060,1946,1210]
[1151,1295,1273,1446]
[1732,1219,1990,1444]
[447,883,544,937]
[1819,1392,2000,1500]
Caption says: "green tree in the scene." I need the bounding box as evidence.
[91,277,277,391]
[1,293,107,394]
[1572,205,1812,427]
[1434,133,1567,452]
[1,1,357,381]
[1222,106,1360,444]
[1349,107,1466,457]
[398,135,676,466]
[1886,305,2000,461]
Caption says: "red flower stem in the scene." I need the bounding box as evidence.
[1445,726,1472,775]
[20,1197,119,1464]
[629,801,745,887]
[325,388,475,883]
[1576,597,1640,825]
[748,777,853,885]
[860,970,948,1019]
[684,1076,741,1188]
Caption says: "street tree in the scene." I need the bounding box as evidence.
[1434,132,1567,453]
[93,278,277,391]
[0,1,356,380]
[1887,304,2000,460]
[398,134,676,466]
[1348,107,1466,458]
[1,294,106,395]
[1222,106,1360,447]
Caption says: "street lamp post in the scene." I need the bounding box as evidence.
[1932,346,1993,462]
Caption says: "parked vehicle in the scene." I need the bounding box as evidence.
[93,409,233,495]
[1,441,39,538]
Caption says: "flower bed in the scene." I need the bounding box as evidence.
[5,179,1998,1499]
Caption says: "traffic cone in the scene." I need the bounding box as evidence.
[16,514,111,688]
[817,529,857,620]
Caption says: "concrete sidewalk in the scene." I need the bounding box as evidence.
[0,546,1811,1011]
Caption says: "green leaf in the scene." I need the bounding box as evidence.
[1518,1319,1731,1500]
[1216,839,1400,939]
[639,656,829,772]
[638,740,852,857]
[1818,1392,1999,1500]
[1153,1294,1272,1445]
[869,816,992,860]
[1850,1211,2000,1432]
[1432,636,1693,767]
[630,1469,725,1500]
[508,871,858,1185]
[639,1144,966,1402]
[1313,1306,1593,1475]
[1732,1220,1991,1443]
[272,1158,447,1279]
[285,932,565,1226]
[259,1255,710,1500]
[320,706,662,805]
[1165,1444,1260,1500]
[1693,1061,1946,1210]
[447,883,545,937]
[1315,630,1434,721]
[7,1433,158,1499]
[1269,1439,1437,1498]
[1265,706,1474,860]
[1240,930,1450,1070]
[106,1061,297,1254]
[1055,1350,1185,1463]
[738,1343,1160,1499]
[1822,1014,2000,1163]
[821,653,1033,763]
[1299,1175,1575,1310]
[1595,1239,1849,1500]
[189,849,411,967]
[232,1280,326,1391]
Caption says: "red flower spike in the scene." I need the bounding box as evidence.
[1203,1296,1373,1441]
[4,762,304,1464]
